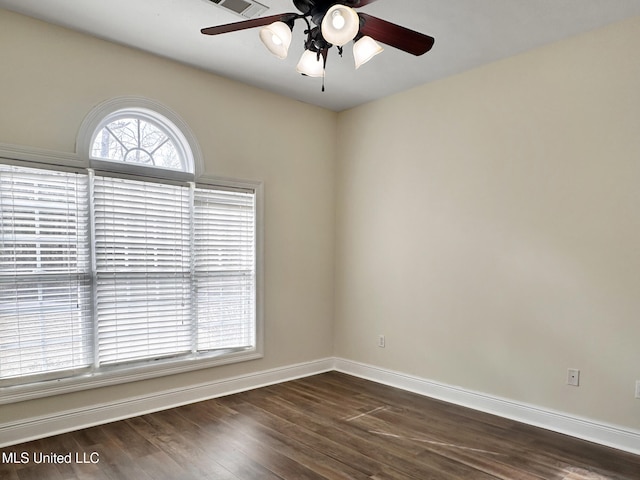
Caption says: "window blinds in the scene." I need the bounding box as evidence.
[92,177,256,366]
[194,188,255,351]
[92,175,193,366]
[1,163,257,384]
[0,165,92,381]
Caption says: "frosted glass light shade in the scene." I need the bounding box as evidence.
[296,50,325,77]
[259,22,292,59]
[353,35,384,69]
[321,5,360,47]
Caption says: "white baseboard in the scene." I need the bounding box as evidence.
[334,357,640,456]
[0,358,334,448]
[3,357,639,456]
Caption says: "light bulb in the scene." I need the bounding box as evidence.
[321,5,359,47]
[332,11,346,29]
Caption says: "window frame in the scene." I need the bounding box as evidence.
[78,96,204,179]
[90,111,190,172]
[0,98,264,405]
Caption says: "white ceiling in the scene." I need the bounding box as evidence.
[2,0,640,111]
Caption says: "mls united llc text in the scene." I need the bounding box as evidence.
[2,451,100,464]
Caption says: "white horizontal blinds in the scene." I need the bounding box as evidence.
[194,187,255,351]
[0,165,92,381]
[93,175,192,366]
[1,161,258,384]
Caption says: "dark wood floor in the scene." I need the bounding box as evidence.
[1,372,639,479]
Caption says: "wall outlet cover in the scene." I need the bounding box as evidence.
[567,368,580,387]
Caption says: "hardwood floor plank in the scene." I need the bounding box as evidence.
[0,462,19,480]
[224,386,496,479]
[204,401,375,480]
[208,397,404,479]
[126,413,243,479]
[2,372,639,479]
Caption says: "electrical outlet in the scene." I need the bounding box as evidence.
[635,380,640,399]
[378,335,385,348]
[567,368,580,386]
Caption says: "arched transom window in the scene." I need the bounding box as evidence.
[90,108,193,173]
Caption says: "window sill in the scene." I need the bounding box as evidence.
[0,348,263,405]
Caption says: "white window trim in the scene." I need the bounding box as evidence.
[0,98,264,405]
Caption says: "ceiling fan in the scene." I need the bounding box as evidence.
[201,0,435,90]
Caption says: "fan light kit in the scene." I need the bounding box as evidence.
[201,0,434,90]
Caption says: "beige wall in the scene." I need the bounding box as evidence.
[335,16,640,430]
[0,11,336,423]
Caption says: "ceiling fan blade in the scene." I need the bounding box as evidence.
[201,14,296,36]
[351,0,380,6]
[358,13,434,56]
